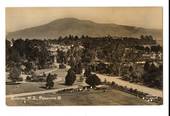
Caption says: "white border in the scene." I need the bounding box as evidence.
[0,0,169,116]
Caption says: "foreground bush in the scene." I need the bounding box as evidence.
[46,73,55,89]
[85,74,101,88]
[65,68,76,85]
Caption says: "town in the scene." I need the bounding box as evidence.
[6,35,163,105]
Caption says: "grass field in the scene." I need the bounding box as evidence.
[6,68,68,95]
[6,89,156,106]
[6,66,158,106]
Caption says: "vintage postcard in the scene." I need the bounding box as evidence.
[6,7,163,106]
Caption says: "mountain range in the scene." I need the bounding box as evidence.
[6,18,163,45]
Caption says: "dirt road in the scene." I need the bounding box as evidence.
[97,74,163,97]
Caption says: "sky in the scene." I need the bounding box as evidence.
[6,7,163,32]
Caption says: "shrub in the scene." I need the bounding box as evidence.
[85,74,101,87]
[26,76,31,81]
[9,66,21,82]
[65,68,76,85]
[84,67,91,77]
[59,63,66,69]
[46,73,54,89]
[72,62,82,74]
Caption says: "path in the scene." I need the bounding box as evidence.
[6,85,78,98]
[97,73,163,97]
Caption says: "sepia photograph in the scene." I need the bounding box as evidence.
[5,7,163,106]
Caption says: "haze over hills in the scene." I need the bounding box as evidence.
[6,18,163,45]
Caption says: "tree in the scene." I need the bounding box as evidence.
[130,71,142,83]
[65,68,76,85]
[46,73,54,89]
[129,66,134,72]
[9,66,21,82]
[144,61,150,72]
[24,62,33,72]
[140,35,145,40]
[143,71,162,88]
[85,74,101,88]
[142,62,163,89]
[38,47,50,68]
[84,66,91,77]
[57,50,66,63]
[81,48,94,63]
[111,42,125,76]
[72,62,82,74]
[9,49,22,63]
[6,40,11,64]
[13,39,25,57]
[145,47,150,53]
[151,45,162,53]
[148,35,154,40]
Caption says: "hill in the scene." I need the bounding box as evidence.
[6,18,163,45]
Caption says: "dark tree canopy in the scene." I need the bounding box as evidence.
[65,68,76,85]
[144,61,150,72]
[9,66,21,82]
[84,66,92,77]
[85,74,101,87]
[6,39,51,70]
[143,62,163,89]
